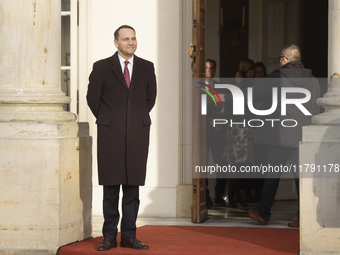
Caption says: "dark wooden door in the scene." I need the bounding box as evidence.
[191,0,207,223]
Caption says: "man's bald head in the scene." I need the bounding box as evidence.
[281,44,301,62]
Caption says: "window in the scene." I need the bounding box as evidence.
[61,0,78,115]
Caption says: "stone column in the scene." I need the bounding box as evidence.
[299,1,340,254]
[0,1,92,254]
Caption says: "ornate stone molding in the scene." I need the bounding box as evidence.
[0,88,76,122]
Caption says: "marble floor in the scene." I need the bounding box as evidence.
[92,200,299,237]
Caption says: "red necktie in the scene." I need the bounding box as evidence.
[124,61,130,89]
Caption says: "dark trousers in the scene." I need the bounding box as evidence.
[223,163,244,203]
[206,130,227,202]
[258,146,299,221]
[102,185,140,240]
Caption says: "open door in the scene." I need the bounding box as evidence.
[191,0,207,223]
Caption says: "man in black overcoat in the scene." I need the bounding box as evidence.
[87,25,156,251]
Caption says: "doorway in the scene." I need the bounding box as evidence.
[201,0,328,221]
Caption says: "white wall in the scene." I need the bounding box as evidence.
[87,0,183,217]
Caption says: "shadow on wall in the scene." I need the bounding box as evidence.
[78,123,93,238]
[143,0,181,218]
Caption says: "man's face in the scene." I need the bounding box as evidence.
[205,61,216,78]
[279,50,288,66]
[114,28,137,59]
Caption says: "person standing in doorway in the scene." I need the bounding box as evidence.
[248,44,320,227]
[205,59,227,205]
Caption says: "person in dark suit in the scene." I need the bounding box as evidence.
[205,59,227,205]
[87,25,157,251]
[247,44,320,227]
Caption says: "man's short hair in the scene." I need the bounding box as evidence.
[281,44,301,62]
[114,25,135,40]
[206,59,217,69]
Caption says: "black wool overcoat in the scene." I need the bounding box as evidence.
[86,52,157,186]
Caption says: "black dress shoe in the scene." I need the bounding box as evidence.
[222,195,237,208]
[97,238,117,251]
[121,238,149,250]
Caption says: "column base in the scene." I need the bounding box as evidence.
[0,247,57,255]
[176,185,192,218]
[0,88,76,122]
[0,122,92,251]
[300,125,340,254]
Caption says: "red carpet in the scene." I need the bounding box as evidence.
[57,225,299,255]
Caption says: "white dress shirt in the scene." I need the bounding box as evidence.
[118,53,134,81]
